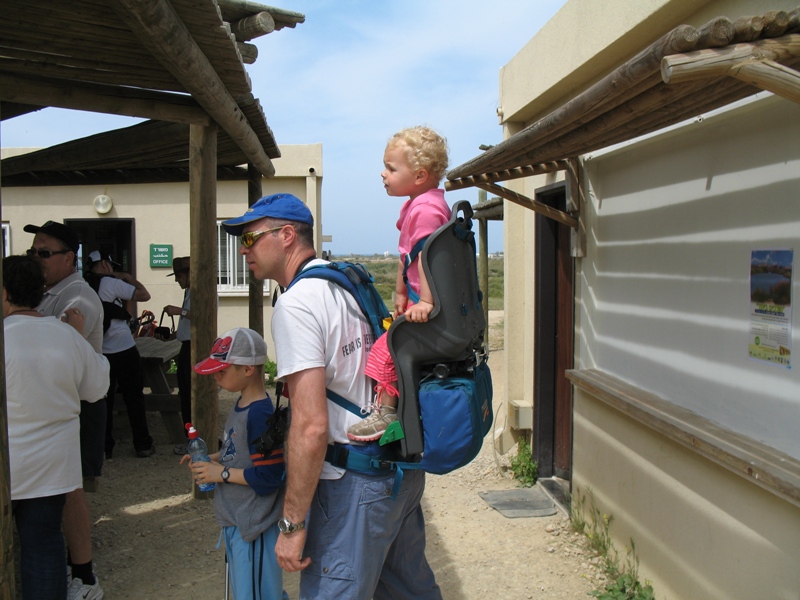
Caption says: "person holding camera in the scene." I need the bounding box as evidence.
[182,327,287,600]
[85,250,155,460]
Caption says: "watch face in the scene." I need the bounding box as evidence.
[222,468,229,482]
[278,517,291,533]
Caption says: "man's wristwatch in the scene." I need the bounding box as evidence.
[278,516,305,535]
[180,309,188,317]
[221,467,230,484]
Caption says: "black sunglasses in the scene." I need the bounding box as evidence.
[26,247,71,259]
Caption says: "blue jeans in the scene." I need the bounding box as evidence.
[223,523,288,600]
[300,469,441,600]
[13,494,67,600]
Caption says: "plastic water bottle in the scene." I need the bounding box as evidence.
[186,423,216,492]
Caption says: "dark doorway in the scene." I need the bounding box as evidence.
[66,218,139,317]
[66,218,136,275]
[533,182,574,480]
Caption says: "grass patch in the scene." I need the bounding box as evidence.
[509,437,538,487]
[353,255,503,309]
[571,488,655,600]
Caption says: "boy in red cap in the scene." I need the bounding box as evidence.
[181,327,287,600]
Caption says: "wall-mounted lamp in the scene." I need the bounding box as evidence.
[93,194,113,214]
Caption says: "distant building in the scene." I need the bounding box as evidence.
[1,143,322,355]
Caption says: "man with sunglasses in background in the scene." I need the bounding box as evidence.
[24,220,106,599]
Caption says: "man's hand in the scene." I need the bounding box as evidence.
[163,304,182,317]
[276,530,311,572]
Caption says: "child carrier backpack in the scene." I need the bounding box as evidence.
[288,201,493,492]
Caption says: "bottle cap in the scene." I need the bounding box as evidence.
[185,422,199,439]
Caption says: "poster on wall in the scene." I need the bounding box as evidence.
[749,249,793,369]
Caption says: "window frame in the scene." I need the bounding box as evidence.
[216,220,270,295]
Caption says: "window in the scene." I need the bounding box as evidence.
[2,223,10,257]
[217,221,269,293]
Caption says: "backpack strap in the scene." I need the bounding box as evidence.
[324,388,409,498]
[402,236,428,304]
[287,261,390,341]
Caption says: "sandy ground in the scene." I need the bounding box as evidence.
[81,311,606,599]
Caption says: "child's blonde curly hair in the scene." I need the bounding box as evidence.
[387,126,449,183]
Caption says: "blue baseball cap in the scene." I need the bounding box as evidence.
[222,193,313,236]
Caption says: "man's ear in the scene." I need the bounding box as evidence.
[279,224,296,246]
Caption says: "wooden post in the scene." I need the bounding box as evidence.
[247,163,264,337]
[477,190,490,348]
[0,115,17,598]
[189,122,219,499]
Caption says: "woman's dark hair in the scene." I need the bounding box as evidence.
[3,255,45,309]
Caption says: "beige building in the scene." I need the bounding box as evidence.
[450,1,800,598]
[2,142,322,355]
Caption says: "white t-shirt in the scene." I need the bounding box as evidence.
[97,276,137,354]
[5,315,110,499]
[272,259,373,479]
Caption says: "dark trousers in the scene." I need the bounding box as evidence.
[13,494,67,600]
[80,399,106,477]
[177,340,192,430]
[105,345,153,453]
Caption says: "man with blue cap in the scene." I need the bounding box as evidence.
[222,194,440,599]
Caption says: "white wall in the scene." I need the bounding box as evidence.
[2,143,323,359]
[581,94,800,458]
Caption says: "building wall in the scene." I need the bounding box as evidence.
[499,0,800,597]
[2,143,323,358]
[582,95,800,458]
[577,94,800,597]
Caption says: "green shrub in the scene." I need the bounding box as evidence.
[264,357,278,382]
[509,437,538,487]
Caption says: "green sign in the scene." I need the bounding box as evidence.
[150,244,173,268]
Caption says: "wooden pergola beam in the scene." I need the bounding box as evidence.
[110,0,275,177]
[445,160,567,191]
[0,73,211,126]
[729,59,800,103]
[661,33,800,81]
[662,33,800,104]
[476,182,578,229]
[447,22,709,180]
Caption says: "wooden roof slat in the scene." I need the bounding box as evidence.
[109,0,273,176]
[1,0,295,183]
[447,7,800,190]
[447,23,705,180]
[0,72,209,126]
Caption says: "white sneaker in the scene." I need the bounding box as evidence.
[67,574,104,600]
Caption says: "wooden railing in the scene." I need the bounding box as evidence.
[566,368,800,509]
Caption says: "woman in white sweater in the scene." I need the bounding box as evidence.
[4,255,109,600]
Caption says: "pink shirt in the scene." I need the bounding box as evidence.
[396,188,451,295]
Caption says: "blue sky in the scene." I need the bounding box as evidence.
[2,0,566,255]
